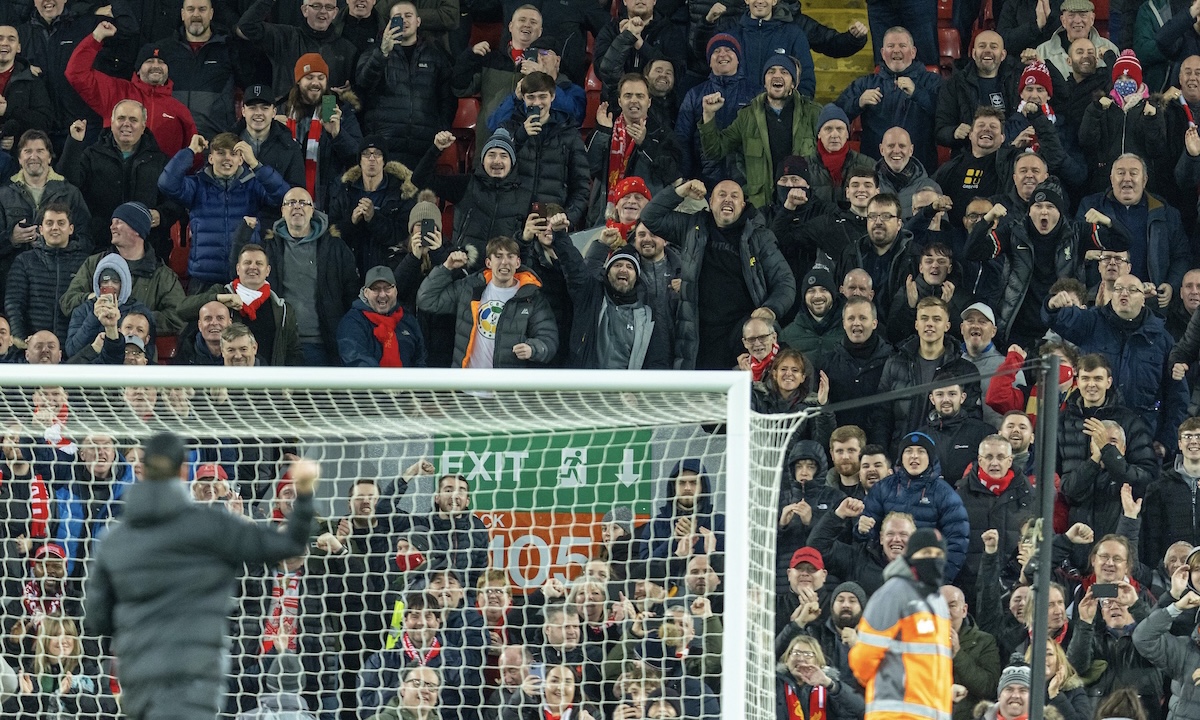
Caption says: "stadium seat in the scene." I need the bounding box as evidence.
[437,143,462,174]
[469,22,502,49]
[938,0,953,23]
[939,27,961,76]
[454,98,480,131]
[168,222,188,280]
[978,0,995,29]
[156,336,178,362]
[1093,0,1109,36]
[584,65,602,131]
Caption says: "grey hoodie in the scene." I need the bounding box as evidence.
[92,253,134,304]
[270,211,329,341]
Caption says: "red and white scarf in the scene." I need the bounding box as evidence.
[751,344,780,382]
[232,279,272,321]
[38,403,74,454]
[784,682,827,720]
[261,570,302,654]
[286,114,322,199]
[543,706,574,720]
[21,580,62,626]
[401,633,442,665]
[606,117,636,205]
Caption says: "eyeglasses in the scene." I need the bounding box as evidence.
[788,649,816,659]
[742,333,775,345]
[405,679,440,690]
[979,454,1011,462]
[361,150,384,160]
[964,212,987,221]
[283,199,314,208]
[1099,255,1131,265]
[1110,285,1138,296]
[307,3,337,10]
[1095,553,1126,564]
[866,213,897,223]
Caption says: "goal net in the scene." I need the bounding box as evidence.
[0,365,793,720]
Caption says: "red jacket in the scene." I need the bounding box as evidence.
[65,35,197,157]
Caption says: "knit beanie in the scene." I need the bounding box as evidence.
[604,246,640,277]
[817,103,850,132]
[294,52,329,83]
[801,267,837,297]
[112,201,153,240]
[481,128,516,164]
[613,176,651,204]
[135,43,165,70]
[904,527,946,560]
[778,155,811,183]
[408,201,442,233]
[997,665,1032,694]
[1019,61,1053,98]
[602,506,635,536]
[900,431,937,460]
[763,53,797,85]
[706,33,742,63]
[1112,49,1142,85]
[1030,177,1067,215]
[831,581,867,608]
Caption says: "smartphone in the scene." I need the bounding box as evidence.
[388,15,404,33]
[529,663,545,682]
[531,202,546,219]
[420,218,437,246]
[320,94,337,123]
[523,48,539,63]
[1091,583,1119,599]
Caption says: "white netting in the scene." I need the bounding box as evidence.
[0,368,774,720]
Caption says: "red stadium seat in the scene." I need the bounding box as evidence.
[168,222,188,280]
[938,145,952,166]
[938,0,953,22]
[469,22,502,50]
[939,27,961,75]
[979,0,995,29]
[454,98,480,131]
[437,143,462,174]
[586,65,603,92]
[1093,0,1108,19]
[156,336,178,362]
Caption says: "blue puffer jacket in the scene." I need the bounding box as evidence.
[1043,302,1189,450]
[857,455,970,581]
[64,254,157,357]
[336,298,427,368]
[157,148,291,285]
[675,68,759,182]
[727,13,816,98]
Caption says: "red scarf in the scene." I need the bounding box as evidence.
[286,115,322,199]
[980,468,1014,496]
[750,344,779,382]
[605,217,635,242]
[543,708,574,720]
[19,472,50,539]
[607,116,636,204]
[784,682,827,720]
[817,139,850,188]
[402,633,442,665]
[231,278,272,321]
[261,570,302,654]
[21,580,62,626]
[363,308,405,367]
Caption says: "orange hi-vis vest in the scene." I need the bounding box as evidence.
[848,560,954,720]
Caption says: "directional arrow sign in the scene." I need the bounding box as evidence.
[616,447,639,487]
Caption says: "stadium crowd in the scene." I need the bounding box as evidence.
[7,0,1200,719]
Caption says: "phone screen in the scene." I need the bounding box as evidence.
[1091,583,1118,599]
[531,202,546,219]
[320,94,337,123]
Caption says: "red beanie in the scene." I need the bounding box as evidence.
[1112,50,1142,85]
[294,52,329,83]
[1020,62,1053,98]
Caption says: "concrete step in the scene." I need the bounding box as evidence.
[814,69,867,103]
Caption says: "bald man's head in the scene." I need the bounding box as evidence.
[971,31,1005,76]
[25,331,61,365]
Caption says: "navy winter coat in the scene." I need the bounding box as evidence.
[157,149,291,286]
[336,299,427,368]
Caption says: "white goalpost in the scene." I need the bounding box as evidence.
[0,365,783,720]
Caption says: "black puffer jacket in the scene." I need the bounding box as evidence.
[877,335,983,449]
[153,30,241,139]
[3,237,91,343]
[593,14,687,90]
[1056,390,1157,490]
[500,110,591,227]
[0,57,53,140]
[1142,463,1200,566]
[507,0,610,85]
[18,4,137,133]
[962,212,1128,345]
[586,117,682,225]
[84,478,316,690]
[236,0,359,95]
[816,333,894,447]
[235,119,307,192]
[58,130,172,250]
[918,411,996,485]
[419,510,492,589]
[0,175,93,298]
[1066,618,1164,720]
[954,464,1036,604]
[354,39,456,168]
[640,189,796,370]
[327,162,419,274]
[411,143,532,273]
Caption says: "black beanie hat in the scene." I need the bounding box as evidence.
[1030,177,1067,216]
[904,528,946,560]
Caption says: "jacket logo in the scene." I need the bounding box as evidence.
[520,308,529,315]
[418,62,429,68]
[749,256,756,266]
[916,618,935,634]
[918,496,931,504]
[204,60,217,64]
[163,113,176,119]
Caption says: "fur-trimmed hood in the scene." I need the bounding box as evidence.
[339,161,417,198]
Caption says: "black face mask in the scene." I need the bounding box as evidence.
[909,556,946,588]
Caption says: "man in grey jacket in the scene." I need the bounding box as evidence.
[85,432,319,720]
